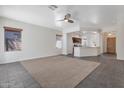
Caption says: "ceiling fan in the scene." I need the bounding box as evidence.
[48,6,74,23]
[57,13,74,23]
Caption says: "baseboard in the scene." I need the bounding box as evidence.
[0,53,62,64]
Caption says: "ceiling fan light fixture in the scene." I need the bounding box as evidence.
[64,19,68,22]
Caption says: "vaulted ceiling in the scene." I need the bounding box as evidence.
[0,5,122,31]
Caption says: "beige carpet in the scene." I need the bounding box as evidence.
[21,56,100,88]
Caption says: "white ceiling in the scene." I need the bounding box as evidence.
[0,5,122,31]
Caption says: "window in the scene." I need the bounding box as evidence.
[4,26,22,51]
[56,35,62,49]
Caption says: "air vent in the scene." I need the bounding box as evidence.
[48,5,58,11]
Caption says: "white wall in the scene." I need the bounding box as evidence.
[63,23,80,33]
[116,29,124,60]
[62,33,68,55]
[62,22,80,55]
[67,33,73,54]
[62,33,73,55]
[0,17,62,64]
[116,13,124,60]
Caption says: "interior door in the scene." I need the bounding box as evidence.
[107,37,116,54]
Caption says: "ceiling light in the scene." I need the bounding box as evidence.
[64,19,68,22]
[93,32,97,34]
[108,33,112,36]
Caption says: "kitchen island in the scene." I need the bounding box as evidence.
[74,46,100,57]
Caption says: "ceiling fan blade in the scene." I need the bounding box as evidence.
[68,20,74,23]
[57,19,65,21]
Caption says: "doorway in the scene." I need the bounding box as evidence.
[107,37,116,54]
